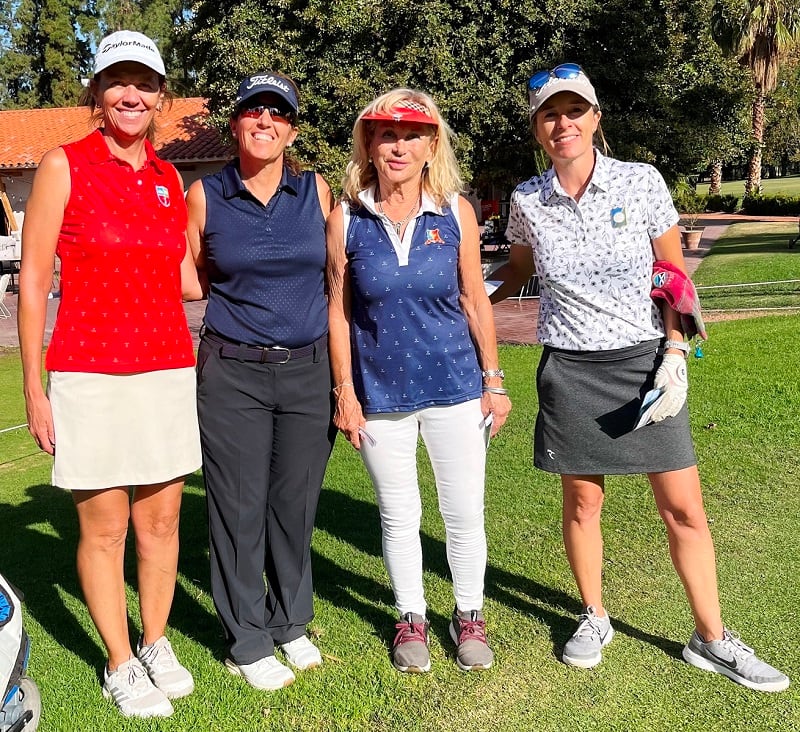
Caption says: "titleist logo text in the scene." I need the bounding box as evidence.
[246,75,291,93]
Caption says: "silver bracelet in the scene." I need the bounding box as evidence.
[664,339,690,357]
[483,386,508,396]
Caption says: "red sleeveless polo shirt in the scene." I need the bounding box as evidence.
[45,130,195,373]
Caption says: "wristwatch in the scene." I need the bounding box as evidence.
[664,339,690,357]
[481,369,505,379]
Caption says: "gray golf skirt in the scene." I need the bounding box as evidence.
[533,339,696,475]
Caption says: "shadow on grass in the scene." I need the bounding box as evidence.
[707,230,800,256]
[171,474,228,656]
[1,474,222,677]
[0,483,105,671]
[313,489,685,663]
[5,473,683,674]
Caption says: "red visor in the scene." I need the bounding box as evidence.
[360,102,438,126]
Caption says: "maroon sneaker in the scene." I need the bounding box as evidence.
[392,613,430,673]
[449,608,493,671]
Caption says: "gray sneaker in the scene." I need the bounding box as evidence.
[449,608,493,671]
[562,606,614,668]
[392,613,430,673]
[682,629,790,692]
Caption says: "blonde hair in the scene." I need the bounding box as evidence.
[79,72,171,144]
[341,88,463,207]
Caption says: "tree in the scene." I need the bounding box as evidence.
[96,0,199,96]
[686,34,751,195]
[562,0,753,187]
[0,0,94,108]
[182,0,779,193]
[761,54,800,175]
[185,0,568,190]
[711,0,800,194]
[0,0,199,109]
[187,0,739,193]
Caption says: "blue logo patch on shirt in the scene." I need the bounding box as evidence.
[653,271,667,288]
[610,206,626,228]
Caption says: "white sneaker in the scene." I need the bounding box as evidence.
[279,635,323,670]
[225,655,295,690]
[137,635,195,698]
[102,658,174,718]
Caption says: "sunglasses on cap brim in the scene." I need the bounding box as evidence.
[528,63,586,92]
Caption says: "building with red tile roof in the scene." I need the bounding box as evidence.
[0,98,230,213]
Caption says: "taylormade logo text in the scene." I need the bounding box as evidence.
[100,39,157,54]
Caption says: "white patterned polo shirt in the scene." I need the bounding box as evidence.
[505,150,679,350]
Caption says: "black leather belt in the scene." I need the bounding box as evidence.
[203,330,326,364]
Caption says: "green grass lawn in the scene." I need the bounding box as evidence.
[1,323,799,730]
[692,222,800,311]
[697,174,800,199]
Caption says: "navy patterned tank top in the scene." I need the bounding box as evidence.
[345,198,481,413]
[202,161,327,348]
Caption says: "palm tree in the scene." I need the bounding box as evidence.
[711,0,800,195]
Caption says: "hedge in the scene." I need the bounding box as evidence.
[740,193,800,216]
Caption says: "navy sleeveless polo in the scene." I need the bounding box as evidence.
[201,161,327,348]
[345,200,482,414]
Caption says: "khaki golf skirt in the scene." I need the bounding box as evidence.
[533,339,696,475]
[48,368,201,490]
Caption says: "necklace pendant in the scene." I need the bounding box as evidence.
[393,222,402,235]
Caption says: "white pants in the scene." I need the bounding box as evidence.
[360,399,488,617]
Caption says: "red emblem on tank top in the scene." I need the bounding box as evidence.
[425,228,444,245]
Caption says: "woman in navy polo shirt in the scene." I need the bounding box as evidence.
[488,63,788,692]
[327,89,511,674]
[186,71,336,691]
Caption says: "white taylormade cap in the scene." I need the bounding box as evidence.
[94,30,165,77]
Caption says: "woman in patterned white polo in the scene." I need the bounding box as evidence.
[18,31,200,717]
[327,89,511,674]
[488,64,788,692]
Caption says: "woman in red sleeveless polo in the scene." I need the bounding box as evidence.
[18,31,201,718]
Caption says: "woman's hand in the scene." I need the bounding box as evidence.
[333,386,367,449]
[25,390,55,455]
[481,390,512,437]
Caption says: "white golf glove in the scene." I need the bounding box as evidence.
[649,353,688,422]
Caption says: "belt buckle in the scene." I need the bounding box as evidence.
[263,345,291,364]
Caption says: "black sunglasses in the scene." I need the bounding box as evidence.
[238,104,296,124]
